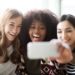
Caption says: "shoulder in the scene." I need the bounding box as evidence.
[0,60,17,74]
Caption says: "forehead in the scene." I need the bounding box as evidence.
[32,20,42,24]
[6,16,22,26]
[31,20,45,26]
[57,21,74,29]
[9,16,22,21]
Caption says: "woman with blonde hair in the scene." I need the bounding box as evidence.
[0,9,23,75]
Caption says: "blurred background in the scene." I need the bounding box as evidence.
[0,0,75,16]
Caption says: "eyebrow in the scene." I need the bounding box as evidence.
[10,22,22,25]
[57,27,72,30]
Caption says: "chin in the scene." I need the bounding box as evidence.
[8,39,14,42]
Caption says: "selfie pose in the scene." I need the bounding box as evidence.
[57,14,75,75]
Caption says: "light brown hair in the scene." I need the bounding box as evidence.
[0,9,23,63]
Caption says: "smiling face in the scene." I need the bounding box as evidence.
[28,20,47,42]
[57,20,75,48]
[4,16,22,43]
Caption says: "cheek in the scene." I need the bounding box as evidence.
[41,30,46,38]
[17,30,20,35]
[68,32,75,38]
[4,26,10,34]
[57,34,61,39]
[28,30,32,39]
[16,28,21,35]
[72,35,75,41]
[28,30,31,36]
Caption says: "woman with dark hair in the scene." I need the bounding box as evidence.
[20,9,58,75]
[57,14,75,75]
[20,10,58,45]
[19,10,72,75]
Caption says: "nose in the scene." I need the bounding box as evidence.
[12,27,17,34]
[34,27,40,34]
[61,32,67,40]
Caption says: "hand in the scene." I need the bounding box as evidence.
[48,39,73,64]
[55,40,73,64]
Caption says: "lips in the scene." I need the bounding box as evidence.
[8,32,16,39]
[9,33,15,36]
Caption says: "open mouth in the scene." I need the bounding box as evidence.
[62,39,71,44]
[32,34,41,41]
[33,34,40,38]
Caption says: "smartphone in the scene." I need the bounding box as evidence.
[27,41,58,59]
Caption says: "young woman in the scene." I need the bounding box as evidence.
[20,10,72,75]
[57,14,75,75]
[0,9,23,75]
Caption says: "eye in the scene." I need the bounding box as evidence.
[39,24,46,30]
[40,26,46,30]
[9,23,14,27]
[57,30,62,33]
[30,25,35,29]
[18,25,22,28]
[66,30,73,32]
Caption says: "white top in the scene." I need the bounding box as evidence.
[0,45,17,75]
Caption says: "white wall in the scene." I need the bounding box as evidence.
[0,0,60,16]
[1,0,75,17]
[48,0,61,16]
[61,0,75,16]
[0,0,49,15]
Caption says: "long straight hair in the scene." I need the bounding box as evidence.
[0,9,23,63]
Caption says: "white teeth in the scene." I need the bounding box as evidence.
[33,34,40,38]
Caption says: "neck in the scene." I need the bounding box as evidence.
[6,40,12,48]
